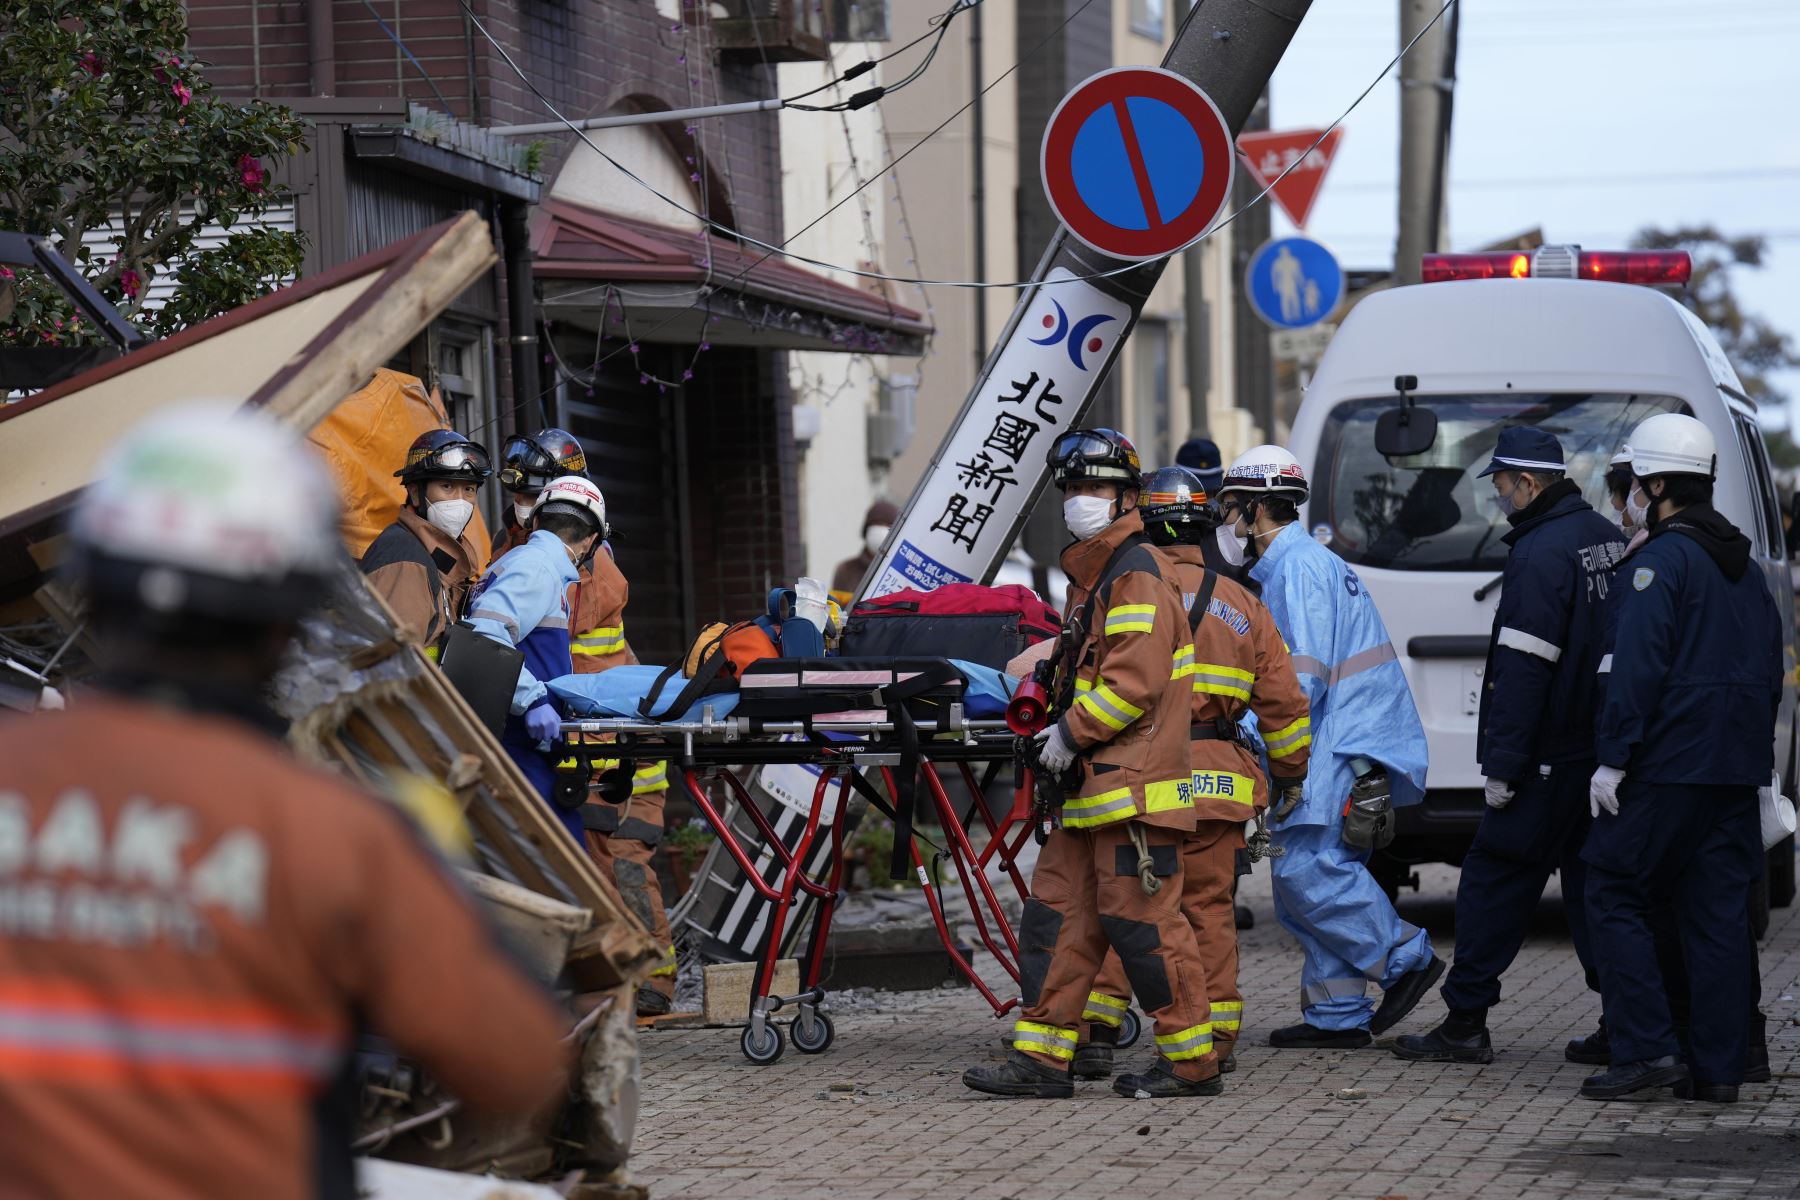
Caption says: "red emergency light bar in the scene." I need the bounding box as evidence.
[1421,247,1692,286]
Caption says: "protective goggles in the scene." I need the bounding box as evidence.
[409,442,492,479]
[1046,431,1122,466]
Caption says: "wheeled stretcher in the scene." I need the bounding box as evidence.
[554,656,1047,1065]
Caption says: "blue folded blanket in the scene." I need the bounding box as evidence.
[547,658,1016,722]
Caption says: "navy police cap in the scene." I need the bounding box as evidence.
[1477,426,1566,478]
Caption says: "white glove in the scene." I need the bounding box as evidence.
[1483,778,1515,810]
[36,686,65,712]
[1590,766,1625,818]
[1034,722,1078,775]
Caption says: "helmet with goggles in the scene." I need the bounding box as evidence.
[499,428,586,493]
[395,429,492,485]
[1047,428,1142,490]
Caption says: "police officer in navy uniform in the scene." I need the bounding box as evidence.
[1580,413,1784,1102]
[1391,427,1624,1064]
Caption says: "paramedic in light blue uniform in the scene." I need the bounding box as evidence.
[1391,426,1624,1066]
[1215,446,1442,1049]
[1579,414,1783,1103]
[467,475,611,842]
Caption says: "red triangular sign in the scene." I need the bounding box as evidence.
[1235,128,1344,229]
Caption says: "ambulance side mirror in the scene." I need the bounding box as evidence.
[1376,374,1437,459]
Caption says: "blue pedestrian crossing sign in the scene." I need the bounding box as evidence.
[1246,236,1344,330]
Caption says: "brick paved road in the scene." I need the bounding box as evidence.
[633,861,1800,1199]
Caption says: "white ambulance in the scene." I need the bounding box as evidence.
[1286,246,1798,925]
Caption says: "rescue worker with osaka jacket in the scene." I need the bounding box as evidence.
[466,476,609,844]
[494,433,675,1013]
[0,405,569,1200]
[964,429,1217,1101]
[1391,426,1623,1064]
[359,428,491,657]
[1075,466,1311,1081]
[1579,413,1784,1102]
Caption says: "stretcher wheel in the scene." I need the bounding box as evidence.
[1116,1009,1142,1050]
[742,1021,785,1065]
[791,1011,835,1055]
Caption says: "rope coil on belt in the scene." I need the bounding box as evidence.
[1128,823,1161,896]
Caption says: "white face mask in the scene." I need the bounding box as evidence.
[1216,523,1248,567]
[514,500,536,527]
[427,498,474,541]
[1624,485,1649,532]
[864,524,891,556]
[1064,495,1115,541]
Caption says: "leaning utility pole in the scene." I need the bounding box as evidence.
[1395,0,1457,285]
[862,0,1316,600]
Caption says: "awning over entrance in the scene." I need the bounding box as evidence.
[531,197,930,356]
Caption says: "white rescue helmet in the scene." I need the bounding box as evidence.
[1217,444,1311,502]
[1626,413,1716,480]
[69,402,341,620]
[531,474,609,539]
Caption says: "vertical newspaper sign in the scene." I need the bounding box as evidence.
[868,269,1133,598]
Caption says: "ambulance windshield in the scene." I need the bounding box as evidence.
[1313,393,1686,571]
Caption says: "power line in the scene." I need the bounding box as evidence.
[1328,165,1800,194]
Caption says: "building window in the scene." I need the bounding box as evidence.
[525,0,574,112]
[1130,0,1165,40]
[1133,319,1172,469]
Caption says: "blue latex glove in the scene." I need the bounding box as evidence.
[525,702,562,747]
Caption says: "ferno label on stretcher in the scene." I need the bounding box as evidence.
[752,735,873,823]
[867,268,1134,599]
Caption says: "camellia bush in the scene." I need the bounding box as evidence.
[0,0,309,347]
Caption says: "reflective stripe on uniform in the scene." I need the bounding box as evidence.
[1083,991,1129,1028]
[1171,644,1197,680]
[1061,788,1138,828]
[1189,770,1255,808]
[650,945,678,979]
[1302,978,1368,1008]
[1497,626,1563,663]
[1597,653,1614,675]
[1290,642,1400,690]
[423,644,440,662]
[0,991,341,1093]
[1209,1001,1243,1032]
[1104,604,1157,636]
[1265,715,1312,760]
[631,763,669,794]
[572,625,627,657]
[1144,778,1196,814]
[1076,682,1145,732]
[1155,1022,1214,1061]
[1011,1020,1078,1061]
[1192,662,1255,702]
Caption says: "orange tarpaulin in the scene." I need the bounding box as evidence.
[308,368,492,569]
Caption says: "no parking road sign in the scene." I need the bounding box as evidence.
[1247,236,1343,331]
[1041,66,1235,262]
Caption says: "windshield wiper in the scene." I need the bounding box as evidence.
[1473,574,1503,602]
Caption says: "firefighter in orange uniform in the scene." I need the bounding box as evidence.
[495,429,677,1015]
[964,429,1218,1100]
[1075,466,1311,1079]
[0,405,569,1200]
[359,428,491,657]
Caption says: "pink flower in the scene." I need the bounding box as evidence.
[172,79,191,106]
[0,266,13,280]
[119,269,142,299]
[237,154,267,192]
[78,51,102,77]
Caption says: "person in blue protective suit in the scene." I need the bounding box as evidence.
[1391,427,1625,1065]
[1215,446,1443,1048]
[466,475,610,842]
[1579,413,1784,1103]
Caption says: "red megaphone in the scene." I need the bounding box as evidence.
[1006,679,1049,736]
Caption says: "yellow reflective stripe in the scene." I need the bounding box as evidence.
[1012,1020,1078,1061]
[572,625,627,656]
[1196,663,1254,682]
[1193,680,1253,702]
[650,944,677,978]
[1062,788,1137,828]
[1155,1022,1214,1060]
[1210,1000,1243,1032]
[1080,683,1146,729]
[555,758,579,771]
[1190,770,1256,808]
[1074,677,1093,693]
[1105,617,1156,635]
[1083,991,1129,1027]
[1172,644,1197,680]
[1144,778,1195,814]
[632,763,669,794]
[1268,732,1313,760]
[1266,715,1309,745]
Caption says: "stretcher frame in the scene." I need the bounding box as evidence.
[560,709,1040,1064]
